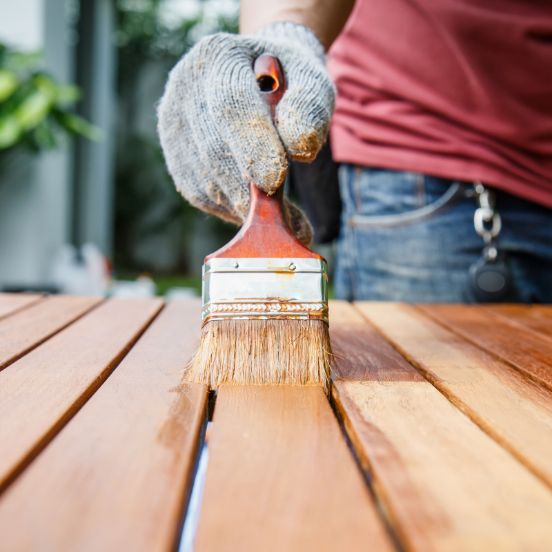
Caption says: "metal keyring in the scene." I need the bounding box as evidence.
[474,207,502,242]
[473,183,501,244]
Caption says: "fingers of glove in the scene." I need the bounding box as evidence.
[177,163,239,224]
[203,180,244,225]
[284,199,314,246]
[157,55,192,197]
[171,152,241,225]
[272,51,335,162]
[158,35,248,224]
[204,36,288,194]
[158,77,241,224]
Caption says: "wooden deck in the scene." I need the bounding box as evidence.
[0,294,551,551]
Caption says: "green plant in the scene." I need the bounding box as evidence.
[0,43,99,153]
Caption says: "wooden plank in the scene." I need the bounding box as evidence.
[0,299,207,551]
[195,386,393,552]
[418,304,552,391]
[0,297,162,492]
[0,293,42,320]
[486,305,552,338]
[355,302,552,488]
[0,295,101,371]
[534,306,552,320]
[332,301,552,551]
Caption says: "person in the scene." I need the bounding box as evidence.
[157,0,552,303]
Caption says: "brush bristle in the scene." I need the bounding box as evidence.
[186,319,331,390]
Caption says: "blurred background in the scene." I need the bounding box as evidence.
[0,0,241,298]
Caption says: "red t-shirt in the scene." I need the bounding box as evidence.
[328,0,552,207]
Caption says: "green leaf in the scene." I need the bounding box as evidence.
[54,83,81,105]
[0,115,21,149]
[55,110,102,141]
[12,74,58,131]
[32,73,58,98]
[0,70,18,102]
[13,88,52,130]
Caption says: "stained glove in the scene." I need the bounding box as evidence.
[157,22,335,245]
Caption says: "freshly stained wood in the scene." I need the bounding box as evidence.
[0,299,207,552]
[0,295,101,371]
[1,297,551,551]
[194,385,393,552]
[487,305,552,338]
[0,293,42,319]
[419,304,552,391]
[0,298,162,492]
[332,302,552,551]
[356,302,552,488]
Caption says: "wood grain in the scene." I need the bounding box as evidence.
[194,385,393,552]
[208,183,321,260]
[0,299,207,552]
[0,297,162,492]
[332,302,552,551]
[331,303,423,384]
[486,305,552,338]
[355,302,552,488]
[0,292,42,320]
[0,295,101,371]
[417,304,552,391]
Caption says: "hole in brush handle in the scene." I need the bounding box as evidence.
[257,75,278,93]
[254,54,286,116]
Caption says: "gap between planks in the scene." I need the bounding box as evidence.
[0,295,103,372]
[417,304,552,392]
[0,293,44,320]
[193,385,394,552]
[482,304,552,342]
[355,302,552,490]
[331,301,552,551]
[0,297,163,494]
[0,299,208,552]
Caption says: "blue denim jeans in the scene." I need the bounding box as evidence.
[334,165,552,303]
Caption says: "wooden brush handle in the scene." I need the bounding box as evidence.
[206,54,321,260]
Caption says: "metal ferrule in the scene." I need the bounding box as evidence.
[201,258,328,325]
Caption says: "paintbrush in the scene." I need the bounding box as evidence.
[186,53,331,390]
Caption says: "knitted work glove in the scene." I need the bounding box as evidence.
[157,22,335,245]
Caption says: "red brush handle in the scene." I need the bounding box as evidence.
[205,54,321,260]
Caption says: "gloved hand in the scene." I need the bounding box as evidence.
[157,22,335,245]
